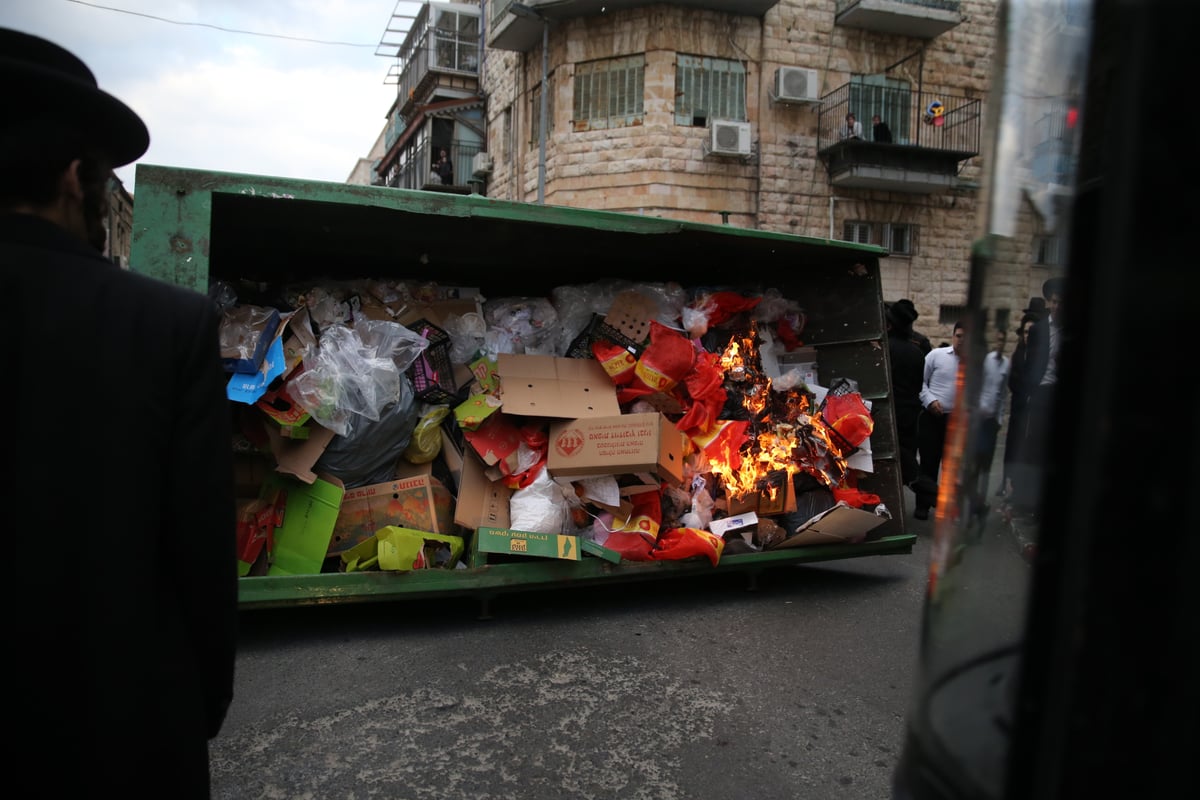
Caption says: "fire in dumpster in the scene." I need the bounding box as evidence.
[707,323,855,504]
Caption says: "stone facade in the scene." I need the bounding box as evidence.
[375,1,1062,345]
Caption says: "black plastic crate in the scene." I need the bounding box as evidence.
[565,313,647,360]
[406,318,457,405]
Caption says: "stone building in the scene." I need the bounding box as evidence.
[104,174,135,269]
[368,1,1070,343]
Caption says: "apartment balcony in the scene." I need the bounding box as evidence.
[488,0,781,52]
[381,139,483,193]
[834,0,962,39]
[817,83,981,193]
[378,2,481,123]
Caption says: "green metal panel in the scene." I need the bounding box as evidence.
[238,534,917,610]
[130,164,912,609]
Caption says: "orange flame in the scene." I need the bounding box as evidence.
[708,327,851,502]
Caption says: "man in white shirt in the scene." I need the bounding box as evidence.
[915,320,965,519]
[969,329,1010,519]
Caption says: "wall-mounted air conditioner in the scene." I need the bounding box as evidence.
[772,66,820,104]
[472,151,494,176]
[708,120,753,157]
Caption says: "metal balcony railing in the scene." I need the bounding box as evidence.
[383,140,483,191]
[817,83,981,158]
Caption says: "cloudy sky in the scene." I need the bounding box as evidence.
[4,0,413,193]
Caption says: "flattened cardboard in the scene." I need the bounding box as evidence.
[770,502,887,549]
[497,354,620,418]
[329,474,442,555]
[267,423,336,484]
[476,527,581,561]
[547,412,684,486]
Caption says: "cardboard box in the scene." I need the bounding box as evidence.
[770,502,887,549]
[547,412,684,486]
[497,354,620,419]
[220,305,281,374]
[263,473,345,576]
[453,449,512,531]
[724,469,792,516]
[328,474,444,556]
[475,526,582,561]
[709,511,758,540]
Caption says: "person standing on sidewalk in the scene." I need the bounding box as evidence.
[915,320,965,519]
[968,328,1010,519]
[1010,277,1066,520]
[2,27,238,797]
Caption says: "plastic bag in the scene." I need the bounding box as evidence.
[403,405,450,464]
[822,391,874,447]
[652,527,724,566]
[290,321,428,436]
[314,382,420,487]
[484,296,560,354]
[509,466,570,535]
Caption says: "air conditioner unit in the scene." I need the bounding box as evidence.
[708,120,753,157]
[472,151,494,176]
[773,66,819,104]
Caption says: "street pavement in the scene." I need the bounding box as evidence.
[209,478,1032,799]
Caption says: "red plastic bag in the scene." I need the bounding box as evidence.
[618,321,695,403]
[594,490,661,561]
[602,531,656,561]
[822,392,874,447]
[652,527,725,567]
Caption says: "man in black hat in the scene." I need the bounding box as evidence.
[1,28,237,796]
[1010,276,1066,518]
[886,301,937,514]
[894,298,932,356]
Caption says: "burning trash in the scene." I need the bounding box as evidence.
[226,278,890,578]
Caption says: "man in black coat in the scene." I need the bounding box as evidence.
[886,301,937,513]
[1,28,238,796]
[1010,276,1065,518]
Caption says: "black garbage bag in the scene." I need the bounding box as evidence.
[314,378,420,488]
[779,471,837,532]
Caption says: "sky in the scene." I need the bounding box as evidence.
[3,0,414,193]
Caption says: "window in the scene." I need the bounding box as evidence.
[844,222,872,244]
[939,304,968,327]
[573,55,645,131]
[530,78,554,146]
[842,221,917,255]
[502,106,512,164]
[675,55,746,126]
[886,224,915,256]
[1033,234,1062,266]
[432,7,480,73]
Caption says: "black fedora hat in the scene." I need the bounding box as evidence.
[1,27,149,166]
[1022,297,1046,315]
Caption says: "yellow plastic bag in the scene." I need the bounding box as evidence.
[403,405,450,464]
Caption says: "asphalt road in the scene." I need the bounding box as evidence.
[208,502,1028,800]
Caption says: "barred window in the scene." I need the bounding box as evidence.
[842,221,917,255]
[844,222,872,244]
[572,55,645,131]
[675,54,746,126]
[1033,234,1062,266]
